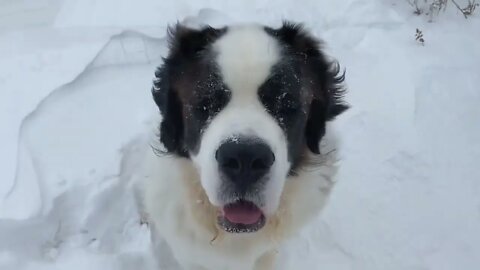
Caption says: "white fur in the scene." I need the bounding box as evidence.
[192,25,288,215]
[143,124,339,270]
[143,25,341,270]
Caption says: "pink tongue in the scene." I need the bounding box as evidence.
[223,202,262,225]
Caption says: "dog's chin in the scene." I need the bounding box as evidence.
[217,200,266,233]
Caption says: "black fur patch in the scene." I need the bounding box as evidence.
[264,21,349,159]
[258,60,307,169]
[152,24,229,157]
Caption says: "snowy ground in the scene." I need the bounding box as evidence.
[1,0,479,269]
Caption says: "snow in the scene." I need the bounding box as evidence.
[1,0,479,269]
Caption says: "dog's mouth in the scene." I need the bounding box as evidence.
[217,200,266,233]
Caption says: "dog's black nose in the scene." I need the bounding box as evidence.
[216,139,274,189]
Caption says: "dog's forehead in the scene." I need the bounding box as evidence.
[212,25,281,98]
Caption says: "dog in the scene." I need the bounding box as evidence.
[143,21,348,270]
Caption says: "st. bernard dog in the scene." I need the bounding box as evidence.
[143,21,348,270]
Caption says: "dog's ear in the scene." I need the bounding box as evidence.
[305,60,348,154]
[269,21,349,154]
[152,24,226,157]
[152,64,187,157]
[166,24,226,57]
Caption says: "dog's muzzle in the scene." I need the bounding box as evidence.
[214,138,274,233]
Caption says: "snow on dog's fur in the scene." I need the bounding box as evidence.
[143,22,348,270]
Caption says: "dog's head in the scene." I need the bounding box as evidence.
[152,22,348,233]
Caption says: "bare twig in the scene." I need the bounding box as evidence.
[415,28,425,46]
[451,0,469,18]
[405,0,479,18]
[463,0,479,15]
[407,0,424,14]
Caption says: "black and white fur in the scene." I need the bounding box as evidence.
[143,22,348,270]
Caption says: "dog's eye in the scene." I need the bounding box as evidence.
[276,92,301,114]
[260,90,301,116]
[193,99,214,116]
[191,89,230,120]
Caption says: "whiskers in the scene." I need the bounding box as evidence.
[293,147,340,176]
[150,130,169,157]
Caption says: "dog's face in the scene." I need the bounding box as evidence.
[152,22,347,233]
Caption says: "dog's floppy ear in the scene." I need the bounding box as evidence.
[152,24,226,157]
[269,21,349,154]
[166,23,227,57]
[152,64,186,157]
